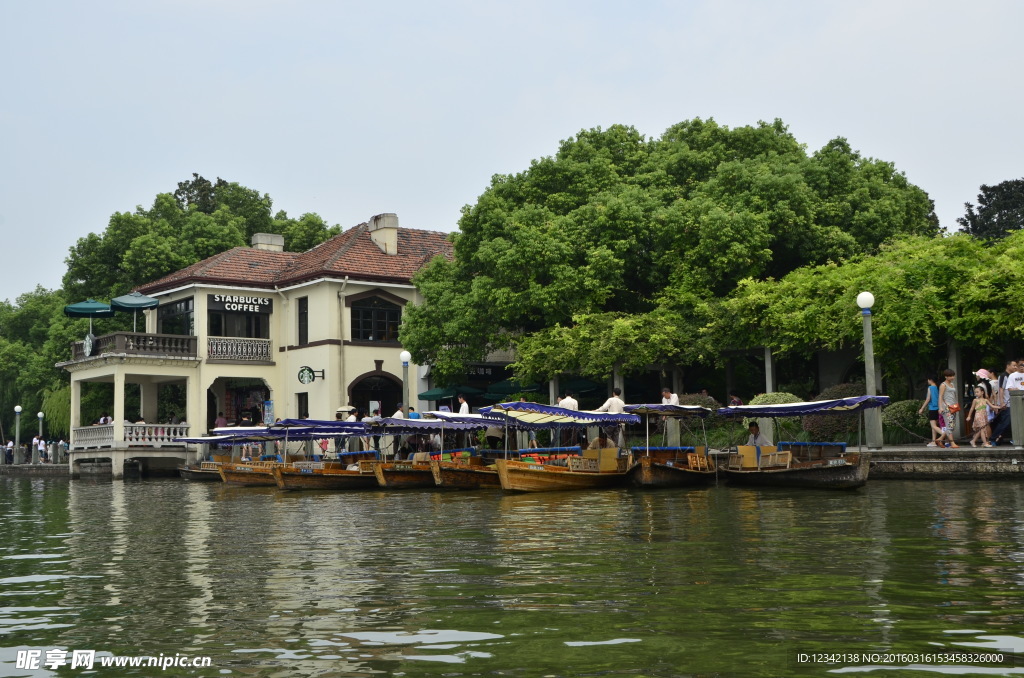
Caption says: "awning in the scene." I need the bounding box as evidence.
[482,401,640,427]
[417,385,484,400]
[716,395,890,418]
[624,404,712,418]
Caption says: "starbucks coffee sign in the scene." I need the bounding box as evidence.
[208,294,273,314]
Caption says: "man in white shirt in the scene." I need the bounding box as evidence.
[458,394,469,415]
[595,388,626,446]
[661,387,679,406]
[560,392,579,410]
[595,388,625,414]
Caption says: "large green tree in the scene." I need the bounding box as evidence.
[958,178,1024,241]
[63,175,339,302]
[401,118,939,383]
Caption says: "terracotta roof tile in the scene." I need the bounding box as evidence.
[138,224,453,294]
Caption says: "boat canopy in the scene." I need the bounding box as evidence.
[716,395,890,418]
[375,417,488,434]
[481,401,640,427]
[624,404,712,417]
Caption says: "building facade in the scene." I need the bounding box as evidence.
[58,214,451,475]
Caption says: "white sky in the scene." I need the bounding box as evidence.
[1,0,1021,304]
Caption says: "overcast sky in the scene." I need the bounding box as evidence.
[1,0,1021,304]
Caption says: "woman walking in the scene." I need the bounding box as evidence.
[938,369,960,448]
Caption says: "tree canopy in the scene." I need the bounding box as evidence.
[958,178,1024,241]
[63,174,340,302]
[401,118,939,383]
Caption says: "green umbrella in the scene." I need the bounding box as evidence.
[110,291,159,332]
[63,299,115,335]
[417,385,484,401]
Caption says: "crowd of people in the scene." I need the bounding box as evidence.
[919,361,1024,448]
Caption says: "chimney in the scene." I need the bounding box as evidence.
[251,233,285,252]
[367,213,399,254]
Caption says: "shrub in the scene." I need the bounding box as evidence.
[676,393,723,445]
[801,383,866,441]
[745,391,805,442]
[881,399,930,445]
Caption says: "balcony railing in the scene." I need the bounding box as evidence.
[207,337,272,362]
[70,424,191,450]
[71,332,198,361]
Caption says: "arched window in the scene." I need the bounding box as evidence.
[351,297,401,342]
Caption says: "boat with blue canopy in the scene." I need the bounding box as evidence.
[715,395,890,489]
[623,404,717,488]
[481,402,641,492]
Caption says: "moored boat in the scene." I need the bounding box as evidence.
[629,447,717,488]
[178,460,224,481]
[494,450,632,492]
[430,459,501,489]
[273,463,379,491]
[715,395,889,490]
[721,446,869,489]
[373,457,436,489]
[218,461,283,486]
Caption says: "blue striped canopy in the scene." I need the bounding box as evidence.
[482,401,640,426]
[624,404,712,418]
[716,395,890,418]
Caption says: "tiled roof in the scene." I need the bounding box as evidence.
[138,223,453,294]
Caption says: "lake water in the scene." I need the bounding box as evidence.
[1,477,1023,677]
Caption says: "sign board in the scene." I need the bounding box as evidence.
[208,294,273,314]
[263,401,274,426]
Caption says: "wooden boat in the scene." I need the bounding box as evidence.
[218,461,283,486]
[373,456,436,489]
[273,464,379,491]
[430,459,501,489]
[494,449,632,492]
[178,460,224,481]
[629,447,717,488]
[720,444,869,490]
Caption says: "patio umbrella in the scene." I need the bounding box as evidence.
[110,291,159,332]
[417,385,483,401]
[63,299,115,335]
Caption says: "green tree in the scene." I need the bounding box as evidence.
[958,178,1024,240]
[402,118,939,384]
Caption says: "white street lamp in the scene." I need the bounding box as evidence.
[858,292,883,449]
[399,350,412,416]
[14,405,22,465]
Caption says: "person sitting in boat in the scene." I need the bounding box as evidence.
[746,421,772,447]
[587,430,612,450]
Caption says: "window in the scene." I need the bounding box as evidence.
[158,298,194,336]
[297,392,309,418]
[351,297,401,342]
[298,297,308,346]
[208,311,269,338]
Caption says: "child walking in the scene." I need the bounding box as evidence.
[966,385,992,447]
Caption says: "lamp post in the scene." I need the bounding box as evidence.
[36,411,44,464]
[857,292,883,449]
[399,350,412,416]
[14,405,22,465]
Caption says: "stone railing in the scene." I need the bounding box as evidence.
[70,424,191,449]
[71,333,198,361]
[207,337,272,362]
[71,424,114,449]
[124,424,191,447]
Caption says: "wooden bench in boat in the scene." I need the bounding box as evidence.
[776,441,847,462]
[728,445,792,470]
[631,446,709,469]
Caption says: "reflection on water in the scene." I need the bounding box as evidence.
[0,478,1023,676]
